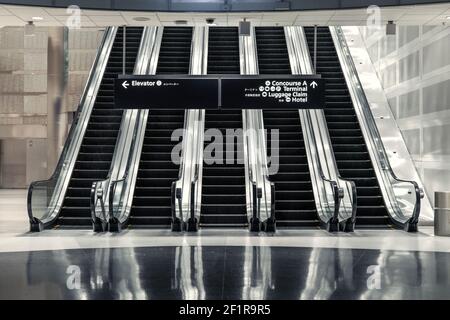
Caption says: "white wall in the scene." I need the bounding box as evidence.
[359,25,450,206]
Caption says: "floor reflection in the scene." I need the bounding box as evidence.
[0,246,448,299]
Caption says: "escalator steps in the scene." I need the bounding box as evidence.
[256,26,319,228]
[57,27,144,227]
[304,26,391,228]
[200,27,247,228]
[128,27,193,228]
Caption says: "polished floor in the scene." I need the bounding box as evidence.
[1,246,449,299]
[1,189,450,300]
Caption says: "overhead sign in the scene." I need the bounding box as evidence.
[115,76,219,109]
[114,75,324,109]
[221,78,324,109]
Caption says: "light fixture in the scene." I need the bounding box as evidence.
[386,20,396,35]
[446,16,450,20]
[239,18,251,36]
[133,17,150,22]
[24,21,35,36]
[206,18,216,25]
[31,16,43,21]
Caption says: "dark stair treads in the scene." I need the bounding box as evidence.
[304,26,391,228]
[129,109,185,228]
[56,26,144,228]
[207,27,240,75]
[200,28,246,228]
[255,26,319,228]
[156,27,193,74]
[128,27,193,228]
[200,110,247,228]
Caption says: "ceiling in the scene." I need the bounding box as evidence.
[0,3,450,28]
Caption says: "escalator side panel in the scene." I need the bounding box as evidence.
[128,27,193,228]
[200,27,247,228]
[303,26,390,228]
[255,27,319,228]
[57,27,144,227]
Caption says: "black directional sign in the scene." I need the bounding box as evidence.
[114,75,324,110]
[221,77,325,109]
[115,75,219,109]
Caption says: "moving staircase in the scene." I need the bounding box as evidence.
[255,27,319,228]
[128,27,193,228]
[200,27,247,228]
[56,27,143,228]
[304,26,390,228]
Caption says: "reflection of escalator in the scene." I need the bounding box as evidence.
[128,27,192,228]
[200,27,247,228]
[56,27,143,228]
[304,27,390,228]
[255,27,319,228]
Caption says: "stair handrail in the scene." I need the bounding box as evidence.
[102,27,163,231]
[89,27,154,231]
[298,26,357,230]
[284,26,352,231]
[254,110,276,231]
[27,26,118,231]
[187,109,205,231]
[170,109,189,231]
[240,27,272,232]
[243,110,263,231]
[185,27,208,231]
[330,26,423,231]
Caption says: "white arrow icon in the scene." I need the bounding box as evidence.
[122,81,129,89]
[310,81,318,89]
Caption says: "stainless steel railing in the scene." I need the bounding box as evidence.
[240,27,275,232]
[284,26,356,231]
[27,27,118,231]
[330,26,423,232]
[96,27,164,231]
[185,27,208,231]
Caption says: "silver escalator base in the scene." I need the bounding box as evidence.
[341,26,433,223]
[330,26,426,231]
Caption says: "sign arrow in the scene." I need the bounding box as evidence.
[310,81,318,89]
[122,80,129,89]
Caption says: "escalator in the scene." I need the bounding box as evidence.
[128,27,193,228]
[200,27,247,228]
[304,26,390,228]
[56,27,144,228]
[255,27,319,228]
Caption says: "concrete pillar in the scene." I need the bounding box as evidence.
[46,27,68,176]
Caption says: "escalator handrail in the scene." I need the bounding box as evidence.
[27,26,118,228]
[331,26,422,226]
[299,26,358,227]
[89,27,150,227]
[101,27,162,227]
[241,27,273,225]
[284,26,348,226]
[303,110,346,224]
[107,109,144,224]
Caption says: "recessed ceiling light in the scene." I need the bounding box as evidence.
[32,16,43,21]
[446,16,450,20]
[133,17,150,22]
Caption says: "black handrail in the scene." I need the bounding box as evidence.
[302,111,347,231]
[27,28,114,231]
[334,26,422,231]
[90,181,107,232]
[170,109,189,231]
